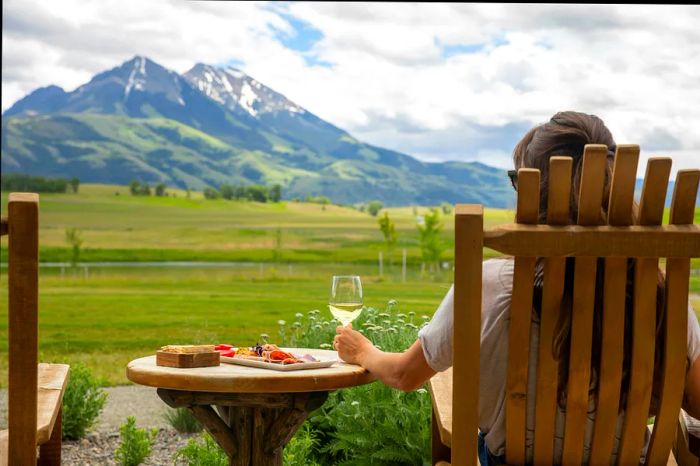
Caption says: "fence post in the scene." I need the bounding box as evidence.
[402,249,407,283]
[379,251,383,277]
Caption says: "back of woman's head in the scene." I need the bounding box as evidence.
[512,111,616,223]
[512,111,664,412]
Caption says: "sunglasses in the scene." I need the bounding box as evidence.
[507,170,518,191]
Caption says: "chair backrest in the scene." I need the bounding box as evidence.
[452,145,700,465]
[1,193,40,464]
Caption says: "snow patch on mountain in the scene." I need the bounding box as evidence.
[124,56,147,100]
[183,64,306,118]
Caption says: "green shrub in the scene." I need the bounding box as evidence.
[163,407,202,433]
[62,363,108,440]
[114,416,157,466]
[284,423,321,466]
[175,433,228,466]
[278,303,432,465]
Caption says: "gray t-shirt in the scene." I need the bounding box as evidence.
[419,258,700,462]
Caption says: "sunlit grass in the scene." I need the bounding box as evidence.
[0,264,452,387]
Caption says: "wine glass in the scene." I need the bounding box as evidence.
[329,275,363,327]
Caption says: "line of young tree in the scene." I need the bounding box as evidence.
[1,173,80,193]
[203,183,282,203]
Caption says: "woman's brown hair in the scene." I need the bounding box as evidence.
[512,110,666,412]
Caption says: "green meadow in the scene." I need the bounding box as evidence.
[0,184,698,387]
[0,184,514,264]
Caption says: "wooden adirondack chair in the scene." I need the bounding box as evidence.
[0,193,70,466]
[429,145,700,465]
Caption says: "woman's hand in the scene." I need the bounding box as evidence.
[334,323,375,365]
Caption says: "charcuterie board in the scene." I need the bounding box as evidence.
[220,355,336,371]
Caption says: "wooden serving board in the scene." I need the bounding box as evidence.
[220,355,336,371]
[156,350,220,368]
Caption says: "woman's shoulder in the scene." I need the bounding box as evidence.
[483,257,514,290]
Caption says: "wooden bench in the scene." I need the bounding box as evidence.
[0,193,70,466]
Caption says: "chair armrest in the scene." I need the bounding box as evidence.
[428,367,453,448]
[36,363,70,445]
[674,411,700,466]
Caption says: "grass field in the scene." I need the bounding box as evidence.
[0,184,513,264]
[0,264,452,386]
[0,184,698,387]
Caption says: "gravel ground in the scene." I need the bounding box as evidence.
[1,385,201,465]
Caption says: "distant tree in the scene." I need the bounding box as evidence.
[272,227,283,263]
[65,228,84,268]
[129,180,141,196]
[270,184,282,203]
[139,183,152,196]
[366,200,383,217]
[378,212,397,251]
[247,185,268,203]
[155,183,167,197]
[441,202,452,215]
[219,184,234,200]
[203,187,219,199]
[234,185,246,200]
[70,177,80,194]
[417,208,445,273]
[1,173,69,193]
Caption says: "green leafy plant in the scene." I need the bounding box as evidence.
[163,407,202,433]
[278,303,431,465]
[416,208,445,274]
[114,416,158,466]
[64,227,83,268]
[284,423,321,466]
[175,433,229,466]
[378,211,397,253]
[62,363,108,440]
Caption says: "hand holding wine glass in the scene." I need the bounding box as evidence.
[329,275,363,327]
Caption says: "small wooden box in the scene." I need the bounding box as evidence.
[156,351,220,368]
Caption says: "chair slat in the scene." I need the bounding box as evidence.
[533,157,571,465]
[588,257,627,463]
[638,158,672,226]
[533,257,566,466]
[607,145,640,226]
[505,169,539,466]
[646,258,690,465]
[576,144,608,226]
[589,147,638,462]
[546,157,573,225]
[452,205,484,466]
[562,146,607,466]
[646,170,699,464]
[618,159,669,464]
[669,170,700,225]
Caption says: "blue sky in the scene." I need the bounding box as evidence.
[2,1,699,177]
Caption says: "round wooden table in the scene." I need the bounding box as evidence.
[127,349,375,466]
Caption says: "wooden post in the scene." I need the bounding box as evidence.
[402,249,407,283]
[8,193,40,465]
[378,251,383,277]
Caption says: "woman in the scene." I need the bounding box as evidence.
[334,111,700,465]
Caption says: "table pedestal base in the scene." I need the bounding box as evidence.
[157,388,328,466]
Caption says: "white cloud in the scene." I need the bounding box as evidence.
[2,1,699,178]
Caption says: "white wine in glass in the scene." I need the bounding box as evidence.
[329,275,363,327]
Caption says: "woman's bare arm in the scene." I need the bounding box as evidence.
[334,324,436,391]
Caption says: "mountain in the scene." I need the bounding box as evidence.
[2,56,514,207]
